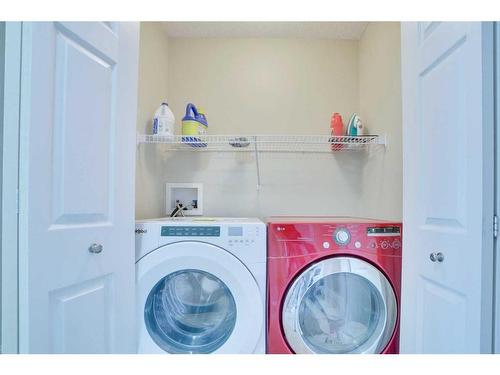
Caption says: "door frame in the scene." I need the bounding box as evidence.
[495,21,500,354]
[479,21,496,354]
[17,20,32,354]
[1,21,22,354]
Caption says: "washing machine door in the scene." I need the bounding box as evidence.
[282,256,397,354]
[137,241,263,354]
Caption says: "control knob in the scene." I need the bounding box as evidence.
[334,228,351,245]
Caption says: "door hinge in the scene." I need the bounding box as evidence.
[494,215,498,238]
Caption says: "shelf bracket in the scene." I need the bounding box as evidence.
[378,134,388,149]
[253,136,261,190]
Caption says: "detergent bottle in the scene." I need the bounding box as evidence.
[152,102,175,138]
[330,113,344,136]
[181,103,208,146]
[330,113,344,151]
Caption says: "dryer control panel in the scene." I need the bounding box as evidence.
[321,223,402,253]
[366,226,402,251]
[267,218,402,258]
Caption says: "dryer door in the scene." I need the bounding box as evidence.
[282,257,397,354]
[136,241,263,354]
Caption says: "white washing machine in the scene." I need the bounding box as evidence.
[135,217,266,354]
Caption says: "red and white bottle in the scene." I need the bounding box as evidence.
[330,112,344,151]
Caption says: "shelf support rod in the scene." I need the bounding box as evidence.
[253,136,261,190]
[378,134,387,147]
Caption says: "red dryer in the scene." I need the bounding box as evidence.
[267,217,402,354]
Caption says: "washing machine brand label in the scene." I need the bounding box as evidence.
[161,226,221,237]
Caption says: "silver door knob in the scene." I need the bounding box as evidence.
[89,243,103,254]
[429,252,444,262]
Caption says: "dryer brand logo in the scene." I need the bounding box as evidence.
[135,229,147,234]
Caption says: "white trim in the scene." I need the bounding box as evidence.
[1,21,22,354]
[494,21,500,354]
[17,21,32,354]
[480,21,495,354]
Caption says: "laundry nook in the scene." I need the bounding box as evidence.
[0,16,499,363]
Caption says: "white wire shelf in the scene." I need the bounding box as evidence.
[137,134,386,153]
[137,134,386,189]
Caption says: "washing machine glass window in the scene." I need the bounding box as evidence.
[282,257,397,354]
[144,269,237,354]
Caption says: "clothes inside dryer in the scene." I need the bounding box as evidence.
[281,256,397,354]
[298,272,385,353]
[144,269,237,354]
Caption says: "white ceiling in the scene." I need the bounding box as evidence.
[163,22,369,40]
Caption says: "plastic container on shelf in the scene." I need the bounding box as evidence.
[330,112,345,151]
[152,102,175,138]
[181,103,209,147]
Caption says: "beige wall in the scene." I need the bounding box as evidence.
[135,23,402,220]
[167,38,358,135]
[136,22,170,219]
[359,22,402,220]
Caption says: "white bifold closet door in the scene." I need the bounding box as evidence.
[401,22,495,353]
[18,22,139,353]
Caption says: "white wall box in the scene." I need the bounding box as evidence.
[166,182,203,216]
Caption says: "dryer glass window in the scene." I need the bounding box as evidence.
[144,269,237,353]
[298,272,385,353]
[282,257,397,354]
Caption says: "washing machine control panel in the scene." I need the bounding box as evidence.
[148,221,266,264]
[161,226,221,237]
[159,225,261,248]
[333,228,351,245]
[227,225,260,247]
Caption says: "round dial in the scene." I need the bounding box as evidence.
[334,228,351,245]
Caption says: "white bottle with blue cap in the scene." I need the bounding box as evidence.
[152,102,175,138]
